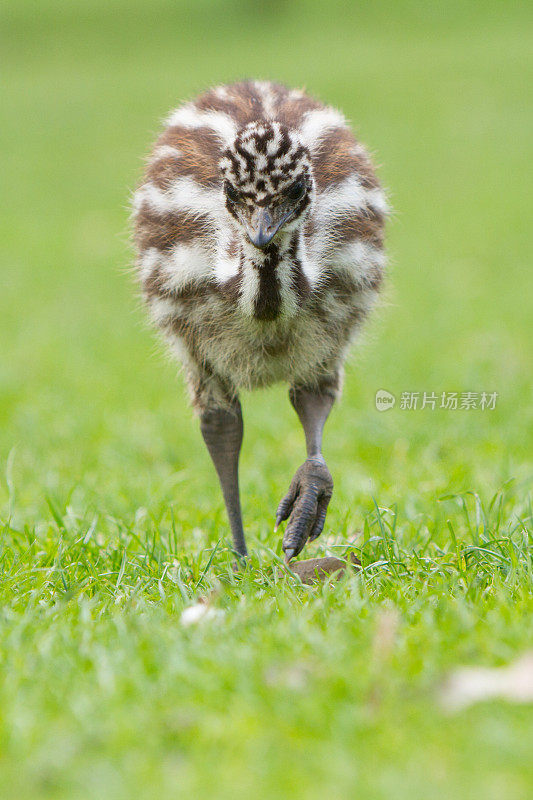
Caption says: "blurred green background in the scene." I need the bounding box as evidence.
[2,0,532,514]
[1,1,532,798]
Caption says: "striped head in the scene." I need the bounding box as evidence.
[219,121,314,250]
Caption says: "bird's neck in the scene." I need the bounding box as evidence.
[234,229,312,323]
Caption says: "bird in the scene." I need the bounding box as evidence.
[132,80,387,563]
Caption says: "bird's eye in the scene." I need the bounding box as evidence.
[225,183,239,203]
[285,181,305,201]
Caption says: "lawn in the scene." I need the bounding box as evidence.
[1,1,532,797]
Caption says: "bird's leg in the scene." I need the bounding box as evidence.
[276,386,335,562]
[200,399,247,559]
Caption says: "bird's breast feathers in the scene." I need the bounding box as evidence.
[132,81,387,386]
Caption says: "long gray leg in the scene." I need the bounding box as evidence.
[200,400,247,558]
[276,384,336,561]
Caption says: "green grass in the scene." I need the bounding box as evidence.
[1,1,532,797]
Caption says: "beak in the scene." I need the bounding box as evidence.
[246,207,281,249]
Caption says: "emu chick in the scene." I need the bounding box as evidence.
[132,81,387,561]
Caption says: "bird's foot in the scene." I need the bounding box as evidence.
[231,547,249,572]
[275,456,333,562]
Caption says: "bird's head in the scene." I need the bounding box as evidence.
[220,121,314,250]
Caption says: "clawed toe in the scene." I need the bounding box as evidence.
[284,547,296,563]
[276,458,333,561]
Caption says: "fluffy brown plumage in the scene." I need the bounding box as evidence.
[132,80,388,560]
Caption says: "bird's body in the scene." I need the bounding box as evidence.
[132,81,387,560]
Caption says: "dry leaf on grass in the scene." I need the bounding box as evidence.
[371,606,400,663]
[284,553,361,585]
[440,651,533,711]
[180,598,225,627]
